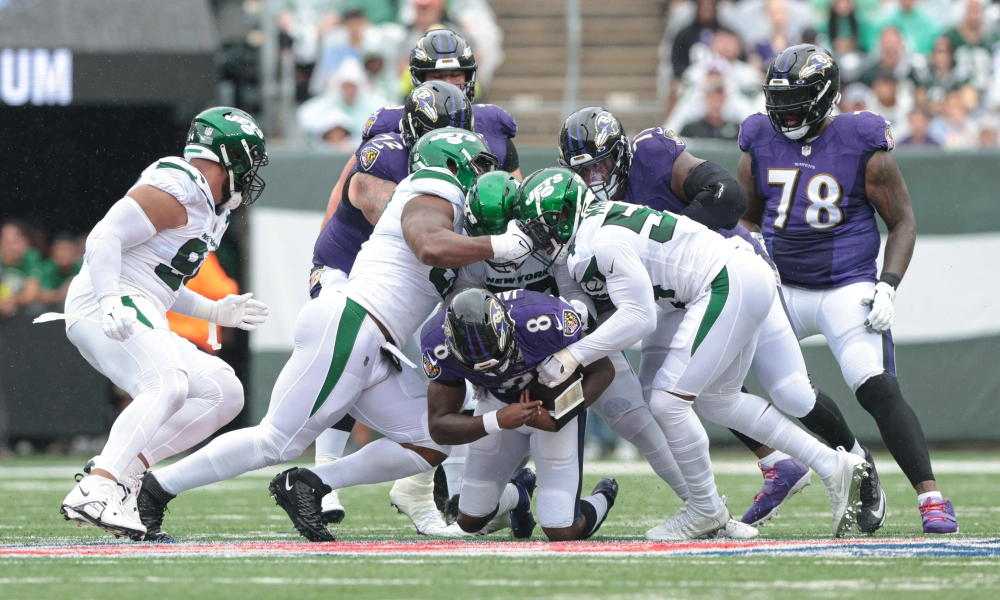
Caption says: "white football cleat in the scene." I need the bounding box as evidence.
[820,448,868,537]
[645,498,729,541]
[320,488,346,525]
[61,476,146,540]
[389,474,449,536]
[699,497,758,539]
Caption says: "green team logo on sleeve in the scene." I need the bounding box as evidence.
[155,238,211,291]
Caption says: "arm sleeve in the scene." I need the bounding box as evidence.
[502,137,520,172]
[169,285,215,320]
[553,262,597,324]
[565,243,658,366]
[85,197,158,301]
[680,160,749,231]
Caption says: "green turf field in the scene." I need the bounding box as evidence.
[2,450,999,599]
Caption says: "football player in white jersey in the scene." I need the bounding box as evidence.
[58,108,270,540]
[515,168,869,540]
[136,129,534,542]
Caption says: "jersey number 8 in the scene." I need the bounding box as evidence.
[767,169,843,231]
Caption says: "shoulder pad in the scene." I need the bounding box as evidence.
[363,105,404,138]
[738,113,775,152]
[630,127,685,160]
[837,111,893,152]
[474,104,518,138]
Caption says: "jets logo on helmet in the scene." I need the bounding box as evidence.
[593,112,619,149]
[223,112,265,139]
[798,52,833,79]
[411,87,438,121]
[359,147,380,171]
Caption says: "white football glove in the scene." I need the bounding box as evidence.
[537,348,581,388]
[861,282,895,333]
[490,220,533,263]
[562,297,590,327]
[98,296,137,342]
[211,293,269,331]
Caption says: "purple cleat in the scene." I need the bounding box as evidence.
[741,457,812,526]
[920,497,959,534]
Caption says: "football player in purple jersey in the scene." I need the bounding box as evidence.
[558,108,880,530]
[738,44,956,534]
[308,81,478,533]
[321,29,520,230]
[423,288,619,541]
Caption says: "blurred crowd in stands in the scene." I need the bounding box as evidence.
[0,219,84,318]
[663,0,1000,148]
[277,0,501,150]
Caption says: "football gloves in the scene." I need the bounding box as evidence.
[537,348,580,388]
[490,220,533,263]
[99,296,137,342]
[861,282,895,333]
[211,293,269,331]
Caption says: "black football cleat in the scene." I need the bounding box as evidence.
[269,467,336,542]
[856,447,887,534]
[433,464,450,513]
[583,478,619,539]
[509,467,537,539]
[137,472,176,542]
[444,494,460,526]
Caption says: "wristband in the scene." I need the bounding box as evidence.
[481,410,502,435]
[879,272,901,290]
[98,295,123,313]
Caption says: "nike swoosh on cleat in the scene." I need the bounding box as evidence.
[869,494,886,521]
[285,475,294,491]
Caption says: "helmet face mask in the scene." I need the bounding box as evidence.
[764,45,841,140]
[558,108,630,202]
[444,289,519,377]
[409,30,478,101]
[401,81,475,148]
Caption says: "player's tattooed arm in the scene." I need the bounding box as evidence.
[348,172,397,225]
[402,196,496,268]
[866,149,916,282]
[427,381,542,445]
[737,152,764,233]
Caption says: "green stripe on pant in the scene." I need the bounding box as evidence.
[311,297,368,417]
[121,295,153,329]
[692,267,730,355]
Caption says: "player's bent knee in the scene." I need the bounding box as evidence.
[137,367,189,412]
[855,372,900,414]
[456,512,491,533]
[541,524,580,542]
[609,405,655,444]
[768,373,815,419]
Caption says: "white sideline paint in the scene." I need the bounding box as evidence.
[3,459,1000,480]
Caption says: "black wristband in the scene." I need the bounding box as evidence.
[879,272,901,289]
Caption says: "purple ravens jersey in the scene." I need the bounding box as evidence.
[362,103,518,169]
[312,132,408,278]
[739,112,891,289]
[625,127,766,257]
[421,290,583,403]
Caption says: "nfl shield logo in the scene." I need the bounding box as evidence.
[801,145,811,156]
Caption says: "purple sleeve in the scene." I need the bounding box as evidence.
[738,113,772,152]
[355,133,409,183]
[509,293,583,366]
[847,111,893,153]
[361,106,404,139]
[420,313,464,385]
[475,104,518,139]
[624,128,687,211]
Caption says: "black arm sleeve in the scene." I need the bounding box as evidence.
[680,160,749,231]
[502,137,520,173]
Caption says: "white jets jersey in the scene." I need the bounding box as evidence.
[453,253,557,298]
[566,201,737,310]
[71,157,227,316]
[346,167,467,344]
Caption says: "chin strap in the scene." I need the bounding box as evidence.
[218,144,243,210]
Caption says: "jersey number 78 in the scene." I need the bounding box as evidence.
[767,168,844,231]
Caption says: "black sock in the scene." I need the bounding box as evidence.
[798,389,857,450]
[331,414,356,433]
[729,427,764,452]
[144,473,175,504]
[855,373,935,487]
[579,496,609,539]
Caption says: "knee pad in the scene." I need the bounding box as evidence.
[855,372,899,416]
[135,368,189,413]
[258,421,302,465]
[190,370,245,419]
[609,406,655,445]
[767,372,816,419]
[695,392,763,431]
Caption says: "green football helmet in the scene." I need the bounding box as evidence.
[465,171,521,272]
[409,127,498,193]
[512,167,593,267]
[184,107,269,206]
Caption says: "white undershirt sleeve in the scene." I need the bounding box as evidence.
[85,196,158,301]
[170,285,216,320]
[552,262,597,319]
[566,242,658,366]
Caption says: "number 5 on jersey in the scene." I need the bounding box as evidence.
[767,168,843,231]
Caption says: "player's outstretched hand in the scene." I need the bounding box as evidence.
[99,296,137,341]
[214,293,270,331]
[490,220,533,262]
[861,282,895,333]
[537,348,580,388]
[520,390,558,432]
[497,394,543,430]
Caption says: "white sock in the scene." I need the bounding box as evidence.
[649,390,720,515]
[581,493,610,537]
[442,445,467,497]
[849,440,865,458]
[612,408,689,501]
[697,392,839,480]
[758,450,791,468]
[312,438,430,490]
[314,428,351,463]
[154,425,270,496]
[496,483,521,515]
[918,491,943,505]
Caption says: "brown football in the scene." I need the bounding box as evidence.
[525,369,583,412]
